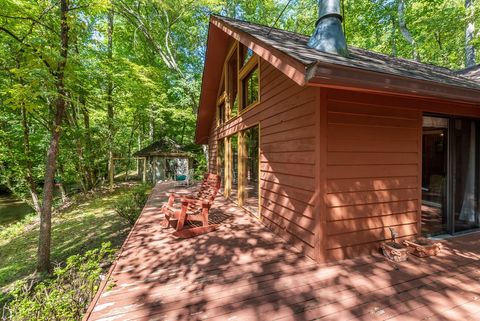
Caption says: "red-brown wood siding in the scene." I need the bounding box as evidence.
[324,89,421,261]
[206,56,480,263]
[323,88,480,261]
[208,116,218,173]
[208,60,319,259]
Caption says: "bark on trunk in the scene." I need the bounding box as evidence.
[398,0,420,62]
[80,98,95,189]
[466,0,476,67]
[391,18,397,57]
[125,124,137,182]
[22,109,41,214]
[37,0,69,273]
[107,7,115,188]
[149,105,155,143]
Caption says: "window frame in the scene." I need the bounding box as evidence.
[215,41,261,129]
[238,53,260,113]
[216,94,226,127]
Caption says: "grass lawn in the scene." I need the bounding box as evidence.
[0,184,142,294]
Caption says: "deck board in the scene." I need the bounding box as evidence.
[83,182,480,321]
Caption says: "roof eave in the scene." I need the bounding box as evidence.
[210,16,308,86]
[307,62,480,105]
[195,16,310,145]
[195,21,231,145]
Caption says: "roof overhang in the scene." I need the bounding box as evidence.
[307,62,480,105]
[195,16,308,144]
[196,16,480,144]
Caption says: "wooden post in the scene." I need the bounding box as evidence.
[143,158,147,183]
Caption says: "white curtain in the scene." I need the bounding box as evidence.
[460,122,477,223]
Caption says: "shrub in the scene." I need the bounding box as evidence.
[2,242,115,321]
[114,184,150,226]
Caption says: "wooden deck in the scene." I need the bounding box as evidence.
[83,182,480,321]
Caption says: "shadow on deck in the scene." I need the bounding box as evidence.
[83,182,480,321]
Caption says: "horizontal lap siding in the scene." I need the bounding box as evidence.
[208,117,218,173]
[209,60,318,259]
[325,91,421,261]
[259,64,317,258]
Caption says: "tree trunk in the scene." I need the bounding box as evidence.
[391,18,397,57]
[398,0,420,62]
[466,0,476,67]
[37,0,69,274]
[125,124,137,182]
[80,98,95,189]
[22,104,41,215]
[107,7,115,188]
[57,166,68,202]
[149,105,155,143]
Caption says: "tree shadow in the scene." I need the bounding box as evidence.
[0,188,131,292]
[86,182,480,321]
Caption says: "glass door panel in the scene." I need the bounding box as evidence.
[217,139,225,191]
[453,119,479,232]
[243,126,259,215]
[230,134,239,202]
[422,116,448,236]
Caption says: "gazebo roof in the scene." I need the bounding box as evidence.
[133,138,190,157]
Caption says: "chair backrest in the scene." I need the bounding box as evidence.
[197,173,221,202]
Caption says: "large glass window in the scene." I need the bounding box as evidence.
[241,65,259,110]
[422,116,480,236]
[422,116,448,236]
[243,126,259,215]
[230,134,239,201]
[217,139,225,187]
[227,49,238,119]
[217,101,225,127]
[240,45,254,67]
[453,119,479,232]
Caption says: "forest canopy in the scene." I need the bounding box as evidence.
[0,0,478,271]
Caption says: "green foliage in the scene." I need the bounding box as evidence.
[2,243,115,321]
[114,184,151,225]
[0,213,37,242]
[1,0,476,212]
[0,186,132,293]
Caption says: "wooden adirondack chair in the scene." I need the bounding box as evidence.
[161,173,221,238]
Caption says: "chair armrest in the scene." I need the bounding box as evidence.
[180,198,212,208]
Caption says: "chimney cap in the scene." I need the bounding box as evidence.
[308,0,348,57]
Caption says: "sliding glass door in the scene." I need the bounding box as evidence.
[453,119,479,232]
[422,116,448,235]
[243,126,259,215]
[422,116,480,236]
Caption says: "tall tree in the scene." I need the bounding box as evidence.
[398,0,420,61]
[37,0,70,273]
[466,0,476,67]
[107,6,115,188]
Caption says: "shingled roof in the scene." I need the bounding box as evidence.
[196,15,480,144]
[133,138,189,157]
[215,15,480,91]
[456,65,480,81]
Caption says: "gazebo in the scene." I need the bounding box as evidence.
[134,138,191,184]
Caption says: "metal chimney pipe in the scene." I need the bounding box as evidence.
[308,0,348,57]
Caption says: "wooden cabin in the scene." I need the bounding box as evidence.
[195,14,480,263]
